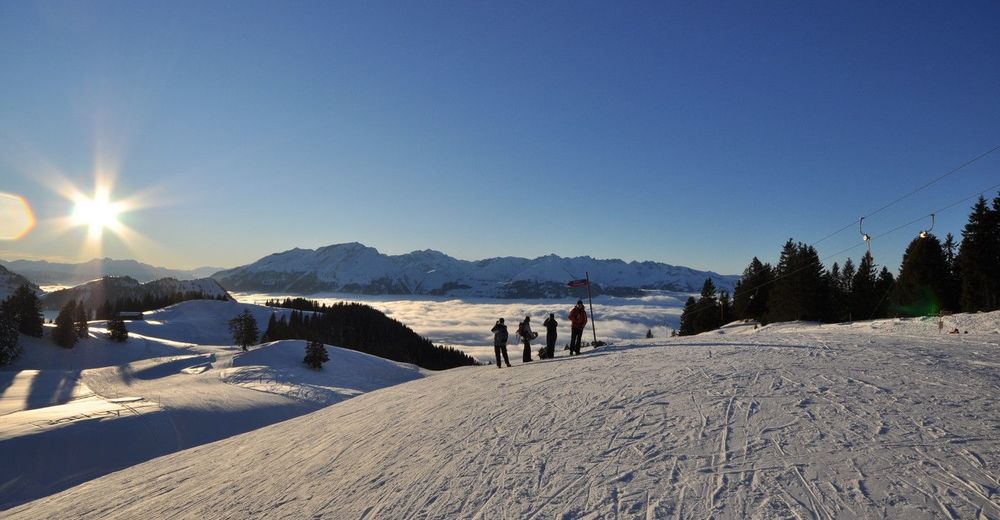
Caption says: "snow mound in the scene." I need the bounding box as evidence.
[220,340,425,405]
[9,313,999,518]
[128,299,299,346]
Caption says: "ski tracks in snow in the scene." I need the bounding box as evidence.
[8,326,1000,519]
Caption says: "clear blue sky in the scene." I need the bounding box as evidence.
[1,1,998,274]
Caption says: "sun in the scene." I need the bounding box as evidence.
[70,189,124,236]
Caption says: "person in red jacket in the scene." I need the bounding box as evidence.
[568,300,587,355]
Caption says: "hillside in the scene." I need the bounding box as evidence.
[0,265,40,301]
[42,276,231,311]
[212,242,738,297]
[0,258,223,286]
[8,313,999,518]
[0,300,425,509]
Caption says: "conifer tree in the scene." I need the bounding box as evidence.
[874,267,895,318]
[893,234,950,316]
[0,310,21,365]
[733,257,773,323]
[678,296,698,336]
[957,196,1000,311]
[303,339,329,369]
[645,329,653,339]
[694,278,722,333]
[228,309,259,351]
[54,300,79,348]
[851,252,879,320]
[74,302,89,339]
[107,315,129,342]
[941,232,961,311]
[767,240,827,322]
[2,285,44,337]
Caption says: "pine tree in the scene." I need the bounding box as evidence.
[74,302,89,339]
[0,310,21,365]
[303,339,329,369]
[767,240,828,322]
[851,251,879,320]
[107,316,129,342]
[941,232,961,311]
[228,309,259,351]
[836,258,856,321]
[2,285,44,337]
[893,234,950,316]
[957,196,1000,311]
[874,267,895,318]
[645,329,653,339]
[678,296,698,336]
[694,278,722,333]
[733,257,773,323]
[54,300,79,348]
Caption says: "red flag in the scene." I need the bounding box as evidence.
[566,279,589,288]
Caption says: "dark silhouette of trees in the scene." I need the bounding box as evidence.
[107,316,129,342]
[957,195,1000,311]
[228,310,259,351]
[54,300,79,348]
[0,310,20,365]
[264,299,476,370]
[1,285,43,337]
[304,339,329,369]
[733,257,773,323]
[893,234,950,316]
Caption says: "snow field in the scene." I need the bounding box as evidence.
[0,300,425,510]
[7,313,999,518]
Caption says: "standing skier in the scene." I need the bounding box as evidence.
[541,313,558,359]
[568,300,587,355]
[517,315,535,362]
[491,318,511,368]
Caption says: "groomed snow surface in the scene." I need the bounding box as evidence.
[5,307,999,519]
[0,300,423,509]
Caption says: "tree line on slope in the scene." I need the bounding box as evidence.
[680,193,1000,335]
[262,298,478,370]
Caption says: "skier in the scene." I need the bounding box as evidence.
[491,318,511,368]
[517,315,536,362]
[568,300,587,355]
[541,313,558,359]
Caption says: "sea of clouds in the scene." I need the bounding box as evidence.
[233,291,692,362]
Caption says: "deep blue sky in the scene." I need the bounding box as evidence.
[1,1,998,274]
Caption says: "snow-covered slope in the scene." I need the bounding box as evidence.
[9,313,999,518]
[0,258,225,286]
[0,265,41,301]
[41,276,231,310]
[0,300,426,509]
[213,242,738,297]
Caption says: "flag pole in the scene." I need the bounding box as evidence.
[586,271,597,344]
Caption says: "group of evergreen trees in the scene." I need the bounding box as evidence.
[262,299,477,370]
[89,292,227,321]
[678,279,734,336]
[53,299,92,348]
[0,285,44,364]
[681,193,1000,334]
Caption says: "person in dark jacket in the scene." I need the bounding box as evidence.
[541,313,558,359]
[568,300,587,355]
[491,318,511,368]
[518,315,535,362]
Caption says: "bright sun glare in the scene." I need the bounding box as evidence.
[72,193,121,232]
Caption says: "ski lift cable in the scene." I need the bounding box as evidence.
[682,178,1000,322]
[810,142,1000,247]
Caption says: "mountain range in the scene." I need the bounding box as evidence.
[212,242,738,298]
[0,258,223,286]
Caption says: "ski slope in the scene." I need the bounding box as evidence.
[8,313,999,519]
[0,300,424,509]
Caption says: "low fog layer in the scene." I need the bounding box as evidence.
[232,292,689,351]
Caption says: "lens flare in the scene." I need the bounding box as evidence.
[0,193,36,240]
